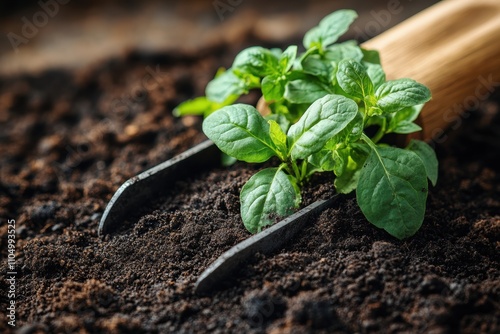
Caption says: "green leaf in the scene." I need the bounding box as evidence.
[266,113,292,133]
[334,145,368,194]
[270,48,283,58]
[233,69,261,89]
[334,166,361,194]
[390,121,422,134]
[336,59,374,100]
[233,46,280,77]
[262,75,285,102]
[364,63,386,90]
[357,146,428,239]
[332,149,348,176]
[287,94,359,160]
[387,104,424,134]
[375,79,431,113]
[308,149,336,172]
[301,55,334,82]
[324,41,364,63]
[407,140,439,186]
[400,104,423,122]
[284,78,330,104]
[361,48,381,64]
[280,45,298,73]
[202,104,277,163]
[268,120,288,159]
[240,168,300,233]
[206,70,246,103]
[221,153,237,167]
[362,49,386,89]
[303,9,358,49]
[173,96,237,117]
[173,97,214,117]
[330,111,364,144]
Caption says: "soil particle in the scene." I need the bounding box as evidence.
[286,290,340,330]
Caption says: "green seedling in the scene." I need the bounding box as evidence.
[179,9,438,239]
[174,9,361,122]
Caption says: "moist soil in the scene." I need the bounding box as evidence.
[1,44,499,334]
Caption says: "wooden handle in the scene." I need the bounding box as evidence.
[363,0,500,141]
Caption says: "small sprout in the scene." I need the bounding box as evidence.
[177,9,438,239]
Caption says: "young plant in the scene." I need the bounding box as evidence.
[204,76,437,239]
[203,95,358,234]
[174,9,363,125]
[180,9,438,239]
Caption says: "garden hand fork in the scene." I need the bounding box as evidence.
[97,0,500,294]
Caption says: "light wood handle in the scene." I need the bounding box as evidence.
[363,0,500,141]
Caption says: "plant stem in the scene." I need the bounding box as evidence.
[370,117,387,144]
[291,161,302,181]
[281,163,294,177]
[361,133,377,150]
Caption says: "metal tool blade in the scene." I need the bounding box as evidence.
[98,140,220,236]
[195,195,338,294]
[98,139,338,293]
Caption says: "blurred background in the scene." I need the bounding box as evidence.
[0,0,440,75]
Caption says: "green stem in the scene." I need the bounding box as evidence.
[301,160,308,181]
[362,99,372,127]
[281,163,294,177]
[370,117,387,144]
[361,133,377,150]
[291,161,301,181]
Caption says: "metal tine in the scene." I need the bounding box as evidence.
[98,140,220,236]
[195,195,338,294]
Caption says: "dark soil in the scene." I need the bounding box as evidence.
[1,45,499,333]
